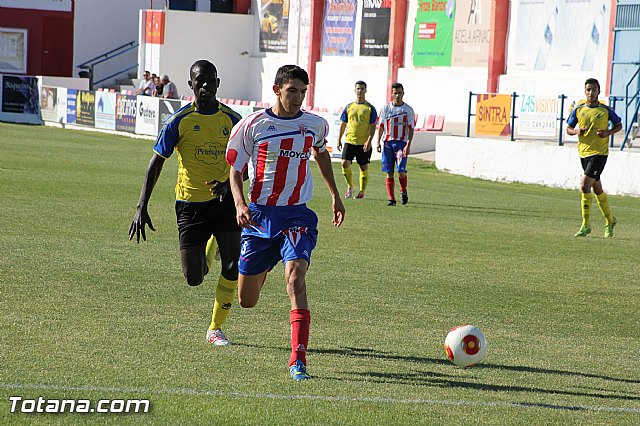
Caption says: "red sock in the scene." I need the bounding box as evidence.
[386,177,395,201]
[399,175,408,193]
[289,308,310,367]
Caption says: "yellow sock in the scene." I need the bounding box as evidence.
[209,276,237,330]
[359,169,369,193]
[581,193,594,227]
[596,192,613,224]
[205,235,218,271]
[342,166,354,189]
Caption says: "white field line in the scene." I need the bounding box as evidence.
[1,383,639,414]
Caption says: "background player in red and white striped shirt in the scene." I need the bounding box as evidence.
[376,82,415,206]
[226,65,345,381]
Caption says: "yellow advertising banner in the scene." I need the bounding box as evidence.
[475,94,511,136]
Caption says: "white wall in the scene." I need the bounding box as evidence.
[435,136,640,197]
[73,0,163,73]
[146,10,255,101]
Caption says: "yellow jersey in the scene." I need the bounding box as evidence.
[340,101,377,145]
[566,103,621,158]
[154,102,241,202]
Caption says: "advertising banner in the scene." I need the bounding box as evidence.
[509,0,610,72]
[40,86,57,122]
[322,0,357,56]
[56,87,67,123]
[413,0,455,66]
[95,91,116,130]
[135,96,159,136]
[145,10,165,45]
[158,99,183,132]
[360,0,390,56]
[451,0,490,67]
[258,0,290,53]
[66,88,77,124]
[115,94,137,133]
[516,94,559,137]
[475,94,511,136]
[76,90,95,127]
[0,74,42,124]
[2,75,39,113]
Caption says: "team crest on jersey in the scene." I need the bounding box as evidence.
[299,125,308,136]
[221,125,230,137]
[283,226,308,247]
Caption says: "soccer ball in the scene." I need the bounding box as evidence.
[444,324,487,367]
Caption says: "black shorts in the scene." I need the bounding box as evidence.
[175,193,239,249]
[341,143,372,166]
[580,155,608,181]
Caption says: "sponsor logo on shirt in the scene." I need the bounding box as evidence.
[195,142,226,164]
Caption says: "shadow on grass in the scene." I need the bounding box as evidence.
[237,343,640,389]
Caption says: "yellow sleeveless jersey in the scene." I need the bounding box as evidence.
[154,102,241,202]
[339,101,378,145]
[566,103,621,158]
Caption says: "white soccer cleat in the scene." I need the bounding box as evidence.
[206,329,231,346]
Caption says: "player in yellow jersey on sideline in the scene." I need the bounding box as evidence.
[566,78,622,238]
[337,81,378,199]
[129,60,242,346]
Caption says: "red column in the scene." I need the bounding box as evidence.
[388,0,408,101]
[605,0,617,96]
[307,0,325,108]
[487,0,509,93]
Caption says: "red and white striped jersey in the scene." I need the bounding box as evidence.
[378,102,415,143]
[226,108,329,206]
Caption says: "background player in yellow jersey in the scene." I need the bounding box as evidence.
[337,81,378,199]
[566,78,622,238]
[129,60,242,346]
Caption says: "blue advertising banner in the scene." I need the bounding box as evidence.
[1,75,39,114]
[115,94,136,133]
[322,0,357,56]
[66,89,77,124]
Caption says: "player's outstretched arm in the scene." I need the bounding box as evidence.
[229,167,255,228]
[313,148,345,227]
[129,153,165,243]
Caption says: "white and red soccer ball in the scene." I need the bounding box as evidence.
[444,324,487,367]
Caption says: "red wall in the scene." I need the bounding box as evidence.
[0,7,74,76]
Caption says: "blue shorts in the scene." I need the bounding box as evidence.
[381,140,408,173]
[238,203,318,276]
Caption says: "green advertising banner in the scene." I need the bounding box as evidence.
[413,0,455,66]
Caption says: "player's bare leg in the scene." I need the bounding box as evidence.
[180,243,207,286]
[237,271,269,308]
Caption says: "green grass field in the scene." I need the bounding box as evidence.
[1,122,639,425]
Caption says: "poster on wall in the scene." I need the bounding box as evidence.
[135,96,159,136]
[158,99,183,133]
[451,0,490,67]
[322,0,357,56]
[115,94,137,133]
[66,88,77,124]
[56,87,67,123]
[475,94,512,136]
[145,10,165,45]
[95,91,116,130]
[258,0,290,53]
[360,0,390,56]
[0,28,27,74]
[76,90,95,127]
[509,0,610,72]
[516,94,559,137]
[413,0,456,66]
[40,86,57,122]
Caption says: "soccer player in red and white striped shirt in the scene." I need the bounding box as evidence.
[376,82,415,206]
[226,65,345,381]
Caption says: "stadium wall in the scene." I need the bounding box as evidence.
[435,136,640,197]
